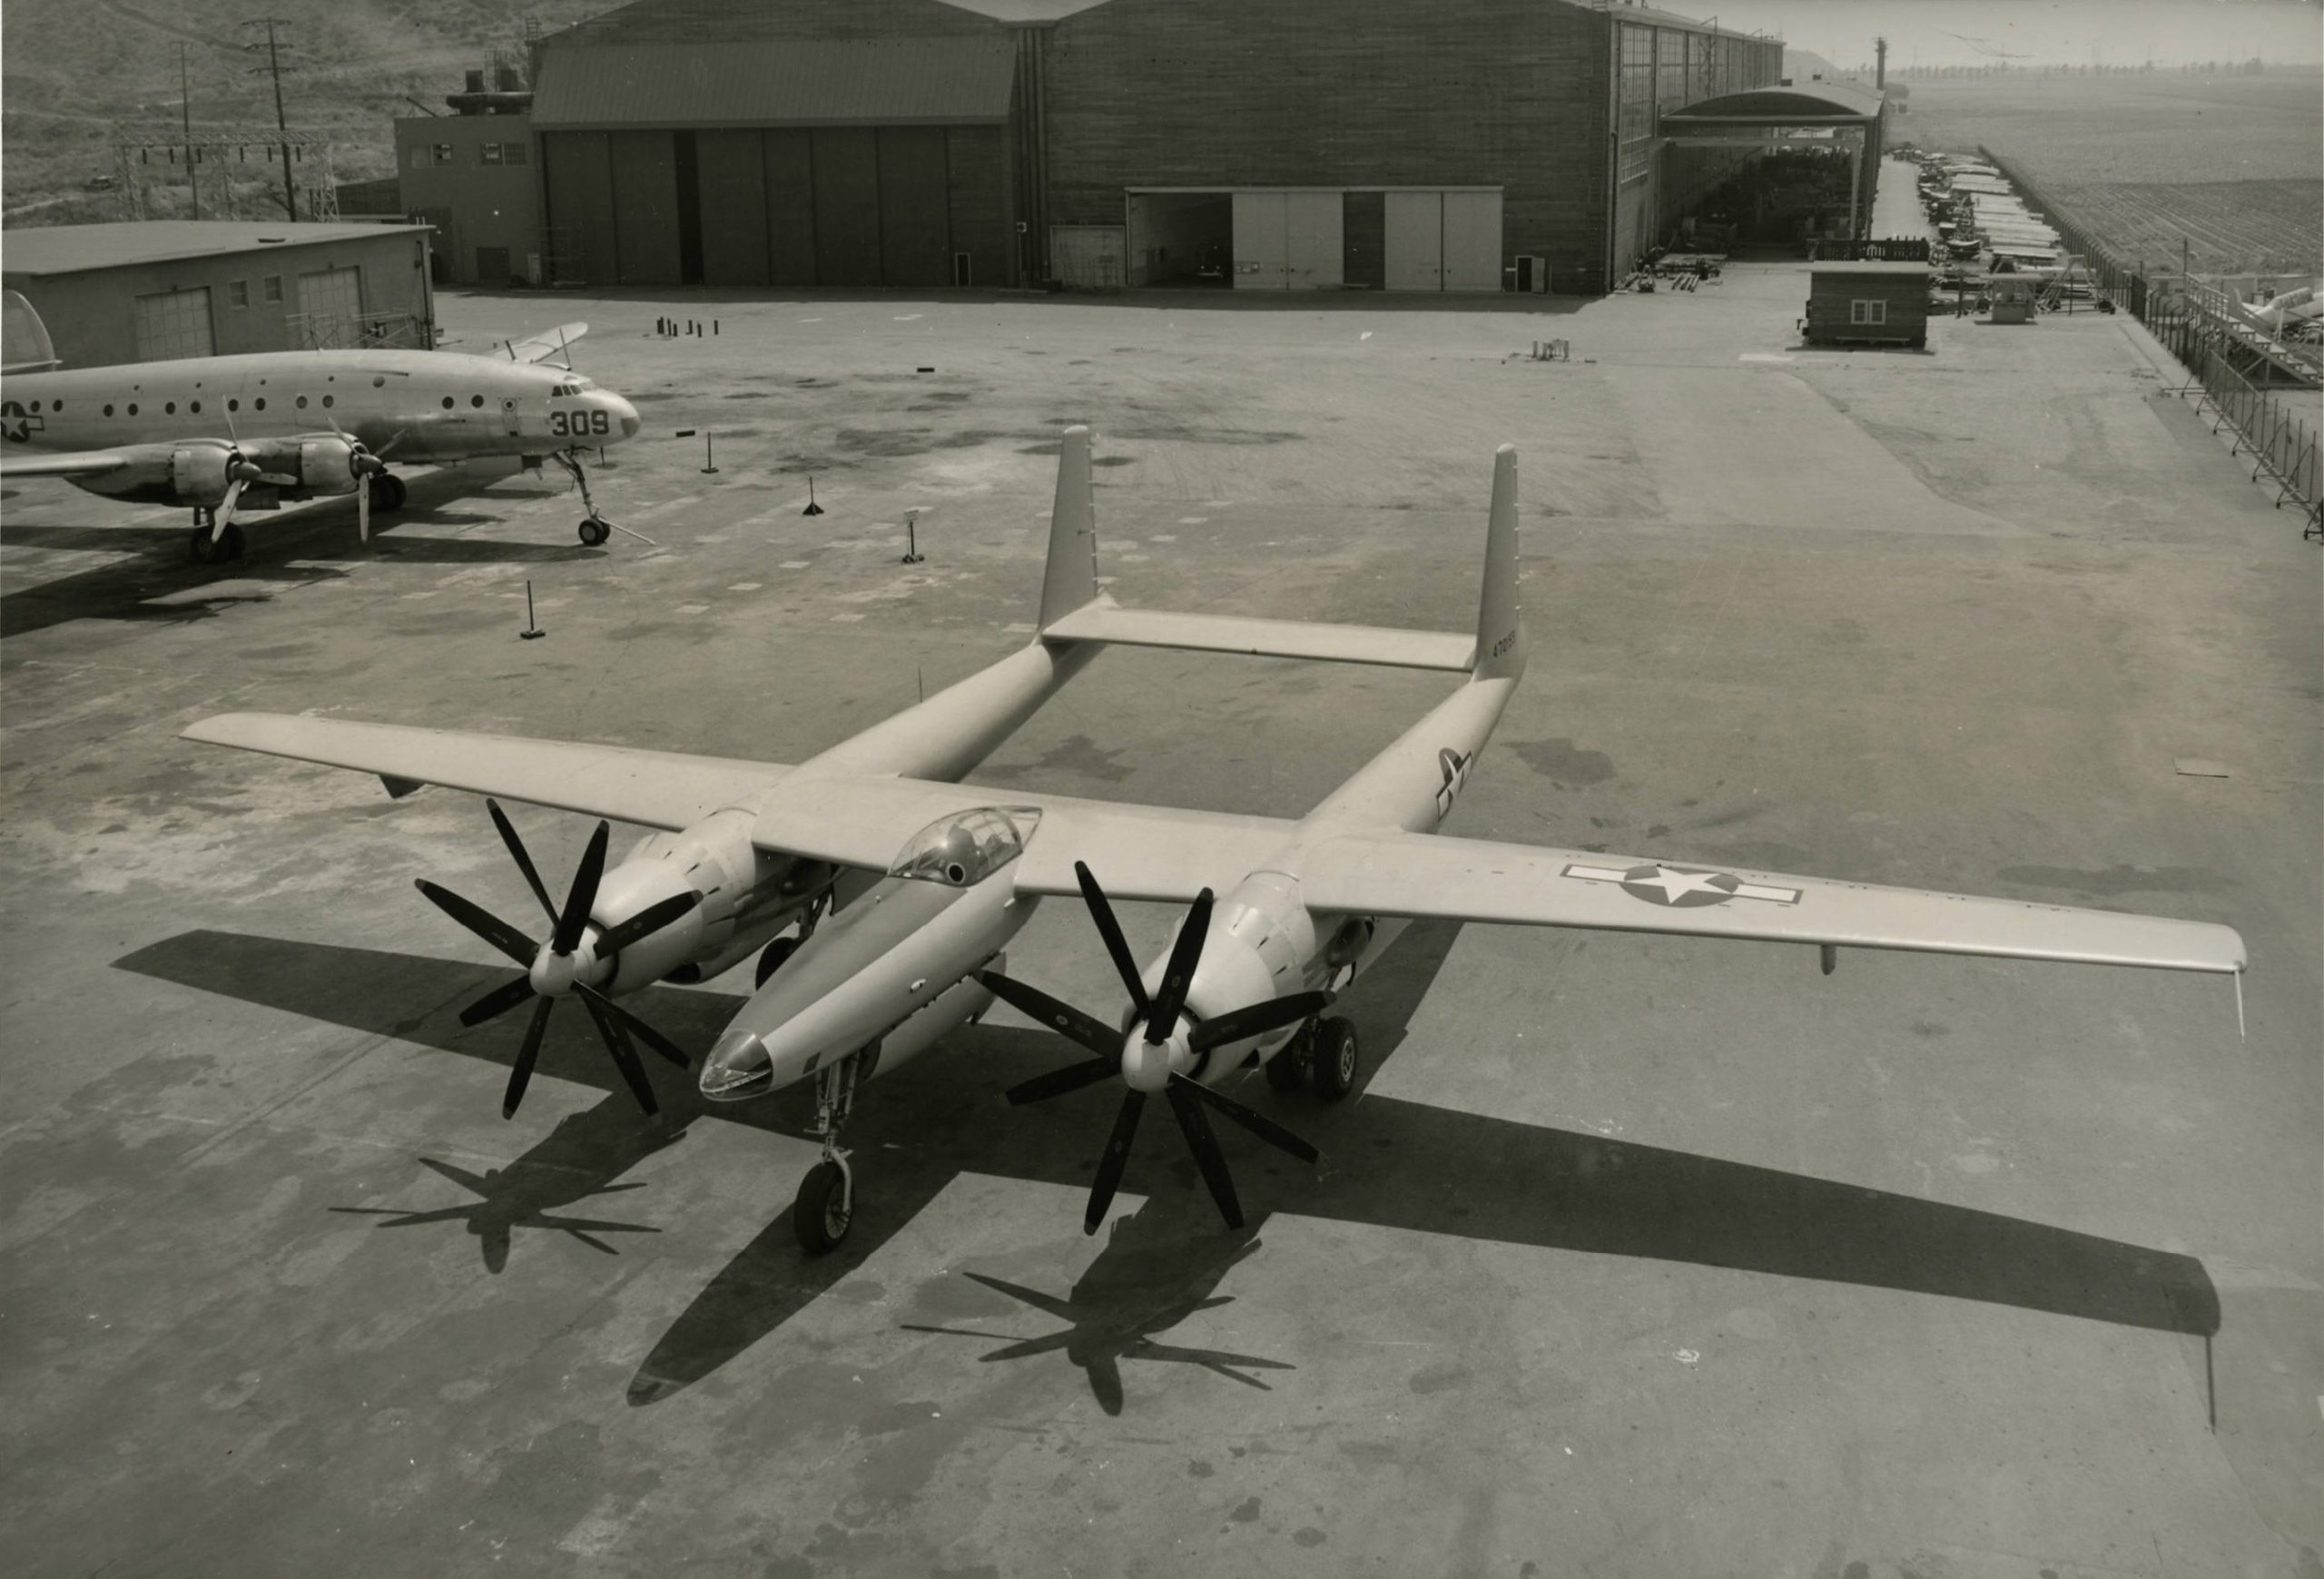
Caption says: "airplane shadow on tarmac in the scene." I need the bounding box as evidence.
[115,922,2222,1413]
[1,479,602,640]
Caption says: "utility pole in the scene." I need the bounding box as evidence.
[249,18,296,222]
[180,43,199,220]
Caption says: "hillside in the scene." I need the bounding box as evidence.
[1,0,587,226]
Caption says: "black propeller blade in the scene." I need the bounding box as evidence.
[419,810,698,1120]
[994,864,1326,1234]
[1086,1089,1148,1233]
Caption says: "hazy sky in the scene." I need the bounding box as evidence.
[1682,0,2324,68]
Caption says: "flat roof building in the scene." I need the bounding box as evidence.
[0,222,436,368]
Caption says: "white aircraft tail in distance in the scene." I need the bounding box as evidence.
[0,291,640,563]
[184,429,2245,1254]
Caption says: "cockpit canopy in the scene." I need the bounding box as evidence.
[549,377,596,396]
[889,806,1041,887]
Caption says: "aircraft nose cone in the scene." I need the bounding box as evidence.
[700,1029,773,1100]
[610,396,641,439]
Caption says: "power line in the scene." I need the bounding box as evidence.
[245,17,298,221]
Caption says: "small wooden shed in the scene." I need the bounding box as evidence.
[1802,261,1932,348]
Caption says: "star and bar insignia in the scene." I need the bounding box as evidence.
[1561,861,1802,909]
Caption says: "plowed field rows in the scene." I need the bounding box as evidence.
[2043,179,2322,275]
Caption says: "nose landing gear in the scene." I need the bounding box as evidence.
[793,1044,874,1253]
[1260,1015,1360,1100]
[551,450,615,546]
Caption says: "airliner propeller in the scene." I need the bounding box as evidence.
[979,861,1327,1233]
[416,802,699,1119]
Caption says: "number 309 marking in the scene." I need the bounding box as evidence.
[549,409,610,438]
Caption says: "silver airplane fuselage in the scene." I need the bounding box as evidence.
[0,348,640,506]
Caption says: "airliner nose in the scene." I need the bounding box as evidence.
[609,395,640,439]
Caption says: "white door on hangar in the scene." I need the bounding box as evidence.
[1384,192,1442,291]
[1232,191,1287,289]
[1282,192,1344,289]
[296,265,365,347]
[1441,190,1504,291]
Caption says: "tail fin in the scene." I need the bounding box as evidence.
[1037,425,1100,631]
[1471,443,1525,683]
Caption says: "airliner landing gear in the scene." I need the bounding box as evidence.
[793,1046,872,1253]
[188,510,245,564]
[756,890,830,987]
[1262,1015,1359,1100]
[367,472,407,511]
[551,450,614,546]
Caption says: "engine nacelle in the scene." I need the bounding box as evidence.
[294,436,363,495]
[168,444,238,506]
[1152,870,1323,1078]
[596,809,829,991]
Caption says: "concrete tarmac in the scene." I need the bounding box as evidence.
[2,255,2318,1578]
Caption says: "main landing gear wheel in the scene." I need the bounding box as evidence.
[368,473,407,510]
[577,517,610,547]
[189,520,246,564]
[793,1159,852,1252]
[1311,1016,1359,1102]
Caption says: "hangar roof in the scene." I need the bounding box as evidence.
[0,222,432,278]
[532,36,1019,128]
[1663,81,1885,121]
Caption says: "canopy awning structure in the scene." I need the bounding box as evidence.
[532,36,1018,130]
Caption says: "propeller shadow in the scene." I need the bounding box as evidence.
[901,1211,1291,1416]
[330,1097,687,1273]
[113,927,2221,1404]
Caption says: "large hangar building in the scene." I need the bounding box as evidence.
[526,0,1787,295]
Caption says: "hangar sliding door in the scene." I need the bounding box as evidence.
[543,133,618,286]
[133,287,214,360]
[763,130,818,287]
[877,126,951,287]
[812,128,882,286]
[1384,192,1442,291]
[1232,191,1287,289]
[695,130,770,286]
[1283,192,1344,290]
[1441,191,1504,292]
[608,131,682,286]
[295,267,363,347]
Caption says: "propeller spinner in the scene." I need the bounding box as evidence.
[417,802,700,1119]
[979,861,1328,1234]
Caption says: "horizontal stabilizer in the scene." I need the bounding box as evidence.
[1041,603,1475,673]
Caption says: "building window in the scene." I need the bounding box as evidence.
[502,141,527,166]
[433,143,454,165]
[1850,299,1888,326]
[228,280,250,310]
[481,143,504,165]
[262,275,283,302]
[408,147,428,169]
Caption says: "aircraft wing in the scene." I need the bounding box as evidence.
[1296,830,2246,976]
[501,323,588,363]
[0,449,132,479]
[182,713,790,832]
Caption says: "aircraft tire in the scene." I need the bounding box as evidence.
[368,473,407,511]
[189,528,214,565]
[793,1160,852,1254]
[754,936,797,989]
[578,518,610,547]
[1311,1016,1359,1102]
[219,523,247,561]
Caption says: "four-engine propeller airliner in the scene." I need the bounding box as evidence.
[0,290,640,562]
[184,429,2247,1255]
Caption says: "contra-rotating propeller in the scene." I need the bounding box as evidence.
[417,800,699,1120]
[978,861,1329,1234]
